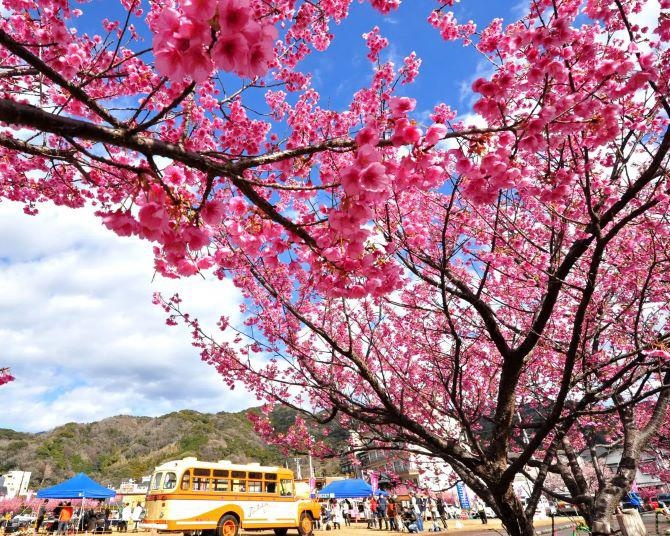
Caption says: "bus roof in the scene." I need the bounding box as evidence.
[152,457,293,475]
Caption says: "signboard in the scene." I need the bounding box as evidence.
[456,482,470,509]
[370,472,378,494]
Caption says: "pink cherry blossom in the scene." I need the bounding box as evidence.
[388,96,416,117]
[358,161,388,193]
[153,8,213,82]
[217,0,251,33]
[200,201,225,225]
[182,0,218,21]
[101,209,138,236]
[212,33,249,74]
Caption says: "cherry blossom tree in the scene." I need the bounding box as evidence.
[0,0,669,535]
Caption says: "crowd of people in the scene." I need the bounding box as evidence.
[319,492,463,533]
[0,501,144,535]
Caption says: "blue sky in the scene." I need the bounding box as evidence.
[0,0,527,432]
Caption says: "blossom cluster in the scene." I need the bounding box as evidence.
[153,0,277,82]
[0,368,13,387]
[428,9,477,44]
[362,26,388,63]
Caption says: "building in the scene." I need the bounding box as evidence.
[0,471,31,498]
[117,477,150,495]
[115,476,150,507]
[339,435,420,485]
[583,448,670,492]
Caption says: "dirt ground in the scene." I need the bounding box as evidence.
[123,517,581,536]
[309,518,577,535]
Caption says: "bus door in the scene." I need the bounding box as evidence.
[273,477,298,523]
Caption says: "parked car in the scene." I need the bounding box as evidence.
[556,501,579,516]
[11,514,36,526]
[645,497,660,511]
[5,515,36,533]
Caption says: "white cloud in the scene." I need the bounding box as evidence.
[0,201,260,432]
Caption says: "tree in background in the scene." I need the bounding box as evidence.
[522,386,670,531]
[0,0,669,535]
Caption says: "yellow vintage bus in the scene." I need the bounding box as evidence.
[141,458,320,536]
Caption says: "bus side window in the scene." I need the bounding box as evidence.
[213,478,230,492]
[248,473,262,493]
[180,472,191,491]
[193,477,210,491]
[193,468,211,492]
[231,471,247,493]
[279,479,293,497]
[213,469,230,492]
[264,473,277,494]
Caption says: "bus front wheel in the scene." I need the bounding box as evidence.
[297,513,314,536]
[217,515,239,536]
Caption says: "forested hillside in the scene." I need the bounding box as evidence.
[0,407,345,487]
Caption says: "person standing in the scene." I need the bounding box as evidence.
[436,498,447,530]
[368,496,378,529]
[131,503,143,532]
[352,501,360,524]
[376,495,388,531]
[479,505,488,525]
[50,504,63,534]
[387,499,397,531]
[56,502,73,535]
[363,499,372,529]
[120,503,132,533]
[332,501,344,530]
[35,500,49,534]
[428,498,440,532]
[343,499,351,527]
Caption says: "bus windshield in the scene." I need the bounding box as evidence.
[279,479,293,497]
[163,472,177,490]
[150,472,163,490]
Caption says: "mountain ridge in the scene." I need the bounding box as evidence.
[0,407,346,488]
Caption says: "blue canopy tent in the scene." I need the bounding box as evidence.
[37,473,116,499]
[318,479,374,499]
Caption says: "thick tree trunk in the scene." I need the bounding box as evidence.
[494,486,535,536]
[590,453,639,536]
